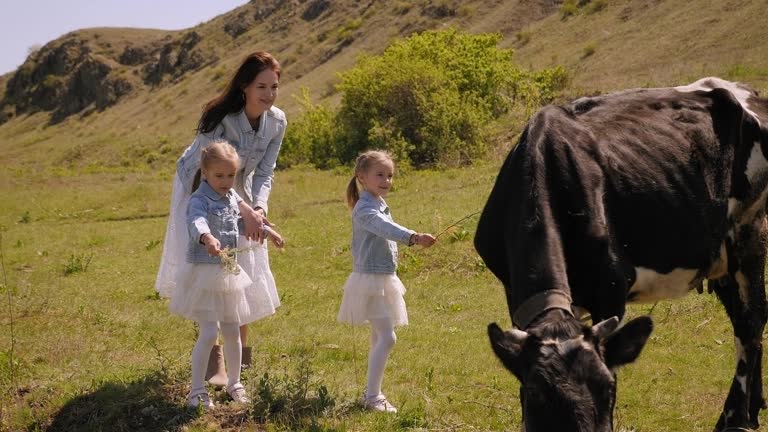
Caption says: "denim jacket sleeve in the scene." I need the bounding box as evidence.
[187,195,212,244]
[354,206,415,245]
[251,114,287,213]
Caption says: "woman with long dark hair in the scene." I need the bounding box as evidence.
[156,51,286,387]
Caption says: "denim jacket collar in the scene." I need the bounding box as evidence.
[235,109,269,139]
[359,190,384,207]
[197,180,233,202]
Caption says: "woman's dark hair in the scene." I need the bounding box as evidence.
[197,51,281,133]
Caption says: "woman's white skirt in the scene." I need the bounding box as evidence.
[337,272,408,327]
[155,174,189,298]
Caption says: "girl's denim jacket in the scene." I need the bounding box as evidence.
[176,107,287,213]
[351,191,415,274]
[186,181,243,264]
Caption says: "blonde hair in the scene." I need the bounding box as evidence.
[201,140,240,172]
[346,150,394,209]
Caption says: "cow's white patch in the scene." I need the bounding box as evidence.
[705,242,729,280]
[735,271,750,306]
[628,267,698,302]
[675,77,761,123]
[745,141,768,182]
[540,336,594,357]
[735,338,747,394]
[541,336,589,357]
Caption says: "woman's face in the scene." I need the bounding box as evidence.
[242,69,279,118]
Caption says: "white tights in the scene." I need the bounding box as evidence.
[190,321,241,394]
[366,317,397,398]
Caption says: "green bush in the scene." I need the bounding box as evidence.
[281,88,338,168]
[287,28,569,168]
[335,28,522,167]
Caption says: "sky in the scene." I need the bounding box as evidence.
[0,0,249,75]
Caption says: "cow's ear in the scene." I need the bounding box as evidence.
[603,316,653,369]
[488,323,528,379]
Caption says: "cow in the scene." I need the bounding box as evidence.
[474,77,768,431]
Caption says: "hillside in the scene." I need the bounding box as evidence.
[1,0,767,173]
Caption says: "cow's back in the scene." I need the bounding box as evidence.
[475,82,768,321]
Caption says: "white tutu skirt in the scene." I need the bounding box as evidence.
[337,272,408,326]
[169,260,275,324]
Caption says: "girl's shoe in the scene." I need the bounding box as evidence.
[227,383,252,404]
[363,394,398,413]
[187,391,215,410]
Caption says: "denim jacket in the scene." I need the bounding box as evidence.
[186,181,243,264]
[176,106,287,213]
[351,191,415,274]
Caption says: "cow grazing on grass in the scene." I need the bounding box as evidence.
[474,77,768,431]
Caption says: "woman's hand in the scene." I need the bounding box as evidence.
[240,203,270,243]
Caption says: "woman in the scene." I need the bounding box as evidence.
[156,51,286,384]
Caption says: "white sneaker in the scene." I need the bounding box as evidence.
[227,383,251,404]
[363,394,398,413]
[187,391,215,410]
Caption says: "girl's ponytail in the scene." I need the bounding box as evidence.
[346,176,359,210]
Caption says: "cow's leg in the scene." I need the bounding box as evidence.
[711,221,768,431]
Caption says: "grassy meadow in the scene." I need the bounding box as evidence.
[3,2,768,429]
[0,159,764,431]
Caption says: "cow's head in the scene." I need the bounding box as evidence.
[488,315,653,432]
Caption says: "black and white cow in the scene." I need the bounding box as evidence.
[474,77,768,431]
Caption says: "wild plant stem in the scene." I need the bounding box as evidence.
[434,211,481,239]
[0,234,17,393]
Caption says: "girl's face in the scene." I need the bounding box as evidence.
[202,159,239,196]
[242,69,279,118]
[358,160,395,199]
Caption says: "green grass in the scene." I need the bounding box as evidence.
[0,162,765,431]
[4,1,768,429]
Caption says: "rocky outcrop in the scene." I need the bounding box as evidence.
[302,0,331,21]
[2,38,91,114]
[253,0,287,21]
[141,31,207,86]
[224,12,252,38]
[51,58,133,123]
[0,29,213,124]
[118,45,150,65]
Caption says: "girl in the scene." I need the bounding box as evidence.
[170,141,283,409]
[156,51,285,379]
[337,150,436,413]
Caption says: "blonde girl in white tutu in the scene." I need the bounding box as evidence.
[156,51,286,382]
[337,150,436,413]
[170,141,283,410]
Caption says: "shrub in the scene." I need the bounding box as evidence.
[63,253,93,275]
[586,0,607,14]
[561,0,579,19]
[281,88,338,168]
[336,28,522,167]
[291,28,569,168]
[582,43,597,59]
